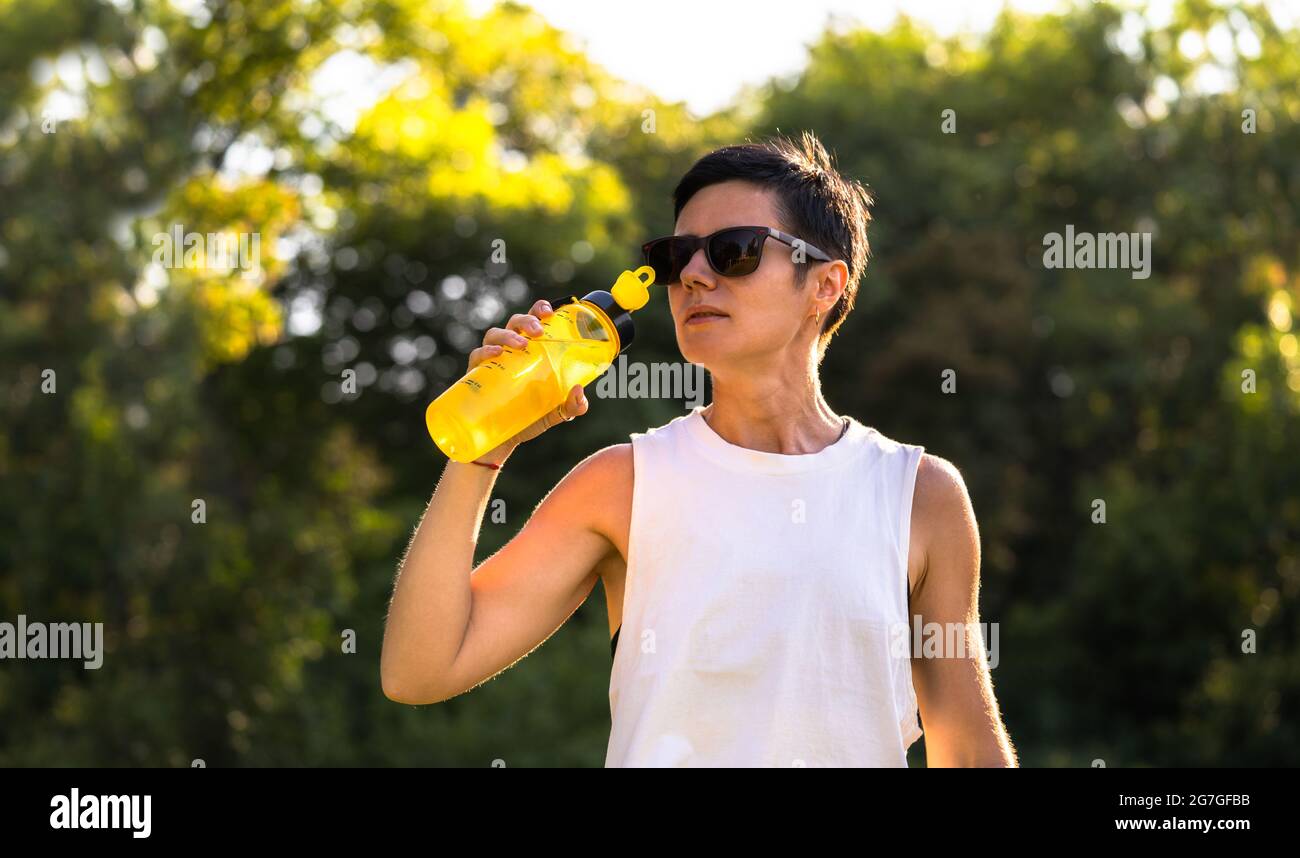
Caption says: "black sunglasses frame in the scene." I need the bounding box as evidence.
[641,226,833,286]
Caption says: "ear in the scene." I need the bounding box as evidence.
[814,259,850,313]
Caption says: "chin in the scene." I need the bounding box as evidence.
[676,336,724,369]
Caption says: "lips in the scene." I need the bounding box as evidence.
[684,306,729,323]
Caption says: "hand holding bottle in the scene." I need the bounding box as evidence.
[466,299,590,464]
[425,267,653,465]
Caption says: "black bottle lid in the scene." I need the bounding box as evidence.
[567,290,635,353]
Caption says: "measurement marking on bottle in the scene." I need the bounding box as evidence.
[530,337,607,345]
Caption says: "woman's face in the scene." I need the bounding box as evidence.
[670,181,819,374]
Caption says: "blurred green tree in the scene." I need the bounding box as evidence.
[1,0,1296,766]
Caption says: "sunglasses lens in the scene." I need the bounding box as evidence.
[645,239,688,285]
[709,229,765,277]
[644,229,767,283]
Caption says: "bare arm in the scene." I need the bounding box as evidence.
[380,299,625,705]
[908,454,1018,767]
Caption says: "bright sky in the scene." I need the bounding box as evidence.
[465,0,1298,116]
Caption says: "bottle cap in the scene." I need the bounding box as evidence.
[555,267,656,354]
[581,266,657,353]
[611,266,655,311]
[578,289,636,353]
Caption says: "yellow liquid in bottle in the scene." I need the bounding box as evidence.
[425,302,618,462]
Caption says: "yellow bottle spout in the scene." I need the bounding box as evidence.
[611,265,656,312]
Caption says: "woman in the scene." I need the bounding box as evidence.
[381,131,1017,767]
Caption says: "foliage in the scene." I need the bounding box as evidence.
[1,0,1296,765]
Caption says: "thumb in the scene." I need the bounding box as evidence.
[570,384,590,418]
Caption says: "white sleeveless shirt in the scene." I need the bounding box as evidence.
[606,405,926,767]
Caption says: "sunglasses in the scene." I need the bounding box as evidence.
[641,226,832,286]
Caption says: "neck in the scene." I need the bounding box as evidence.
[702,351,844,455]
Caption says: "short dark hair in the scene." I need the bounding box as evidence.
[672,130,874,359]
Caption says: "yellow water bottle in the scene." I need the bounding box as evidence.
[425,266,656,463]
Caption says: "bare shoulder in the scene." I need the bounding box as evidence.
[908,453,980,594]
[556,442,633,558]
[567,442,633,498]
[582,441,633,477]
[539,442,631,498]
[914,454,972,515]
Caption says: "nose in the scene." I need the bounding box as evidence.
[679,247,715,291]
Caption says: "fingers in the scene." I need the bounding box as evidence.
[482,306,548,351]
[471,300,555,369]
[467,343,503,370]
[545,385,589,428]
[483,326,530,350]
[505,311,545,339]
